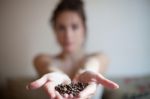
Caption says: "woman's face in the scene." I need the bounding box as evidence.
[54,11,85,53]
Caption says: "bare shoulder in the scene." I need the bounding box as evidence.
[33,53,51,66]
[33,53,52,76]
[86,52,109,73]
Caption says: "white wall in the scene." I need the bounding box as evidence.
[0,0,150,83]
[85,0,150,76]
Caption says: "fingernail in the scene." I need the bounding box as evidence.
[51,94,55,98]
[113,84,119,89]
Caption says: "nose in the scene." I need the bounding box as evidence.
[65,28,73,41]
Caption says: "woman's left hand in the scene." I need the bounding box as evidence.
[72,71,119,99]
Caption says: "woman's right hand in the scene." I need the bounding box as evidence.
[26,72,71,99]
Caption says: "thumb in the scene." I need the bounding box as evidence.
[96,74,119,89]
[26,75,48,90]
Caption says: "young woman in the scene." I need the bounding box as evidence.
[27,0,119,99]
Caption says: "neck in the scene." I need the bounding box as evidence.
[61,49,85,61]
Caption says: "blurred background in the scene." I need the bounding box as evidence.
[0,0,150,99]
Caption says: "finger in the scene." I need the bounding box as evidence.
[44,81,56,98]
[27,75,48,90]
[68,94,74,99]
[55,91,63,99]
[63,93,69,98]
[96,74,119,89]
[77,83,96,98]
[74,95,92,99]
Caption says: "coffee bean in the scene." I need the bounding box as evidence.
[55,82,88,96]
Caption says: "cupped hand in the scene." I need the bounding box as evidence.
[26,72,71,99]
[73,71,119,99]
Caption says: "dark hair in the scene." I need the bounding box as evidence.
[51,0,87,29]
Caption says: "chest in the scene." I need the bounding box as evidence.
[51,58,84,78]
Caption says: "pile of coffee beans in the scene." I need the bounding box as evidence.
[55,82,88,96]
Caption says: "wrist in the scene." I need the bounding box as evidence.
[83,57,100,73]
[47,71,71,85]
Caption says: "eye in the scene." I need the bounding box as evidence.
[57,25,65,32]
[72,24,78,31]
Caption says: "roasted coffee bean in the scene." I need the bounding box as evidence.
[55,82,88,96]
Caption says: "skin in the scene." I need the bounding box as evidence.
[54,11,85,54]
[27,11,119,99]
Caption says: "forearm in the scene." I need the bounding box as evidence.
[74,54,109,79]
[33,54,64,77]
[37,65,65,77]
[36,65,70,85]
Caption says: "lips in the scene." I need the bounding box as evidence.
[64,42,74,47]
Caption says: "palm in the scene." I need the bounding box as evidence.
[27,72,71,99]
[75,71,99,83]
[73,71,119,99]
